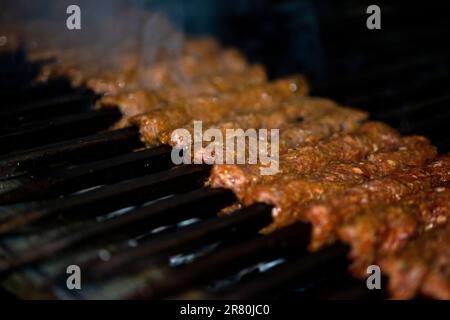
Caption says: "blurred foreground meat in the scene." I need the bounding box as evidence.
[338,186,450,277]
[380,223,450,299]
[34,37,224,90]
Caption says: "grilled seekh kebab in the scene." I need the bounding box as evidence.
[163,100,367,163]
[210,121,401,200]
[87,47,250,95]
[242,135,435,225]
[98,64,268,121]
[210,130,437,233]
[337,186,450,278]
[380,222,450,300]
[131,75,309,146]
[35,37,224,90]
[162,98,364,145]
[303,154,450,252]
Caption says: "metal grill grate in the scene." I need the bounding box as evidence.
[1,4,450,299]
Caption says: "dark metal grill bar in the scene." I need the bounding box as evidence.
[0,187,234,273]
[0,91,98,128]
[0,77,73,109]
[0,108,122,155]
[0,145,173,204]
[0,63,40,93]
[0,127,142,179]
[87,202,271,280]
[0,165,210,236]
[127,220,311,299]
[210,244,349,300]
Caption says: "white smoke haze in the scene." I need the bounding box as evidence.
[0,0,188,85]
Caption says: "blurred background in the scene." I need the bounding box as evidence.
[1,0,448,85]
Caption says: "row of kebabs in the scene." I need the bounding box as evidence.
[30,37,450,300]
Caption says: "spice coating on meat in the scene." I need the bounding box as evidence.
[162,98,365,146]
[132,75,309,146]
[210,121,400,200]
[248,136,436,229]
[380,223,450,299]
[98,64,268,122]
[166,104,368,165]
[338,187,450,277]
[303,151,445,252]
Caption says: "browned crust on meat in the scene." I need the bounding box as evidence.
[210,121,400,201]
[131,76,309,146]
[380,223,450,299]
[338,187,450,277]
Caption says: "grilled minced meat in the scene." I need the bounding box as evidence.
[380,222,450,299]
[32,35,450,300]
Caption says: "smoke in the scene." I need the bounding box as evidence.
[1,0,187,78]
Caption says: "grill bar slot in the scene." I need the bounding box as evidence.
[0,78,73,108]
[0,108,122,155]
[0,127,142,178]
[0,187,234,273]
[0,146,173,204]
[0,165,210,236]
[0,63,40,92]
[211,244,349,299]
[87,202,271,280]
[127,221,312,299]
[0,91,98,127]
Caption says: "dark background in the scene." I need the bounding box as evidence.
[3,0,449,86]
[140,0,450,85]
